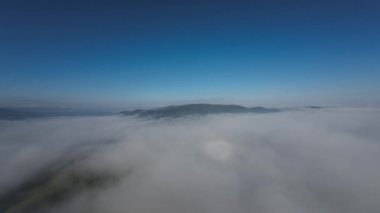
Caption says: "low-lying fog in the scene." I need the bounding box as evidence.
[1,108,380,213]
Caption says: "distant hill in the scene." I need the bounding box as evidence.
[0,108,39,120]
[0,107,112,120]
[120,104,280,119]
[0,104,328,120]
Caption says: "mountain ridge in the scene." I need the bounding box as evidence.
[120,103,280,119]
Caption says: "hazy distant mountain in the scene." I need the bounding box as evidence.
[0,104,328,120]
[0,108,39,120]
[120,104,280,118]
[0,107,112,120]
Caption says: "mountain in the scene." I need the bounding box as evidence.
[0,108,39,120]
[0,107,112,120]
[120,104,280,119]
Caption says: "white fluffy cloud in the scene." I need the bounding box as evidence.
[1,108,380,213]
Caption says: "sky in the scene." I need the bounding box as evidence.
[0,0,379,107]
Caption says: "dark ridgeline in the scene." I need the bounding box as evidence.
[0,108,39,120]
[0,108,112,120]
[0,104,328,120]
[120,104,280,119]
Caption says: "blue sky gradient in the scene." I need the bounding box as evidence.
[1,0,379,107]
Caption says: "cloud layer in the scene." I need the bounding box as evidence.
[1,108,380,213]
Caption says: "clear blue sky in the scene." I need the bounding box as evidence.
[1,0,379,107]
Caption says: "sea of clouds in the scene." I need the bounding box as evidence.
[0,107,380,213]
